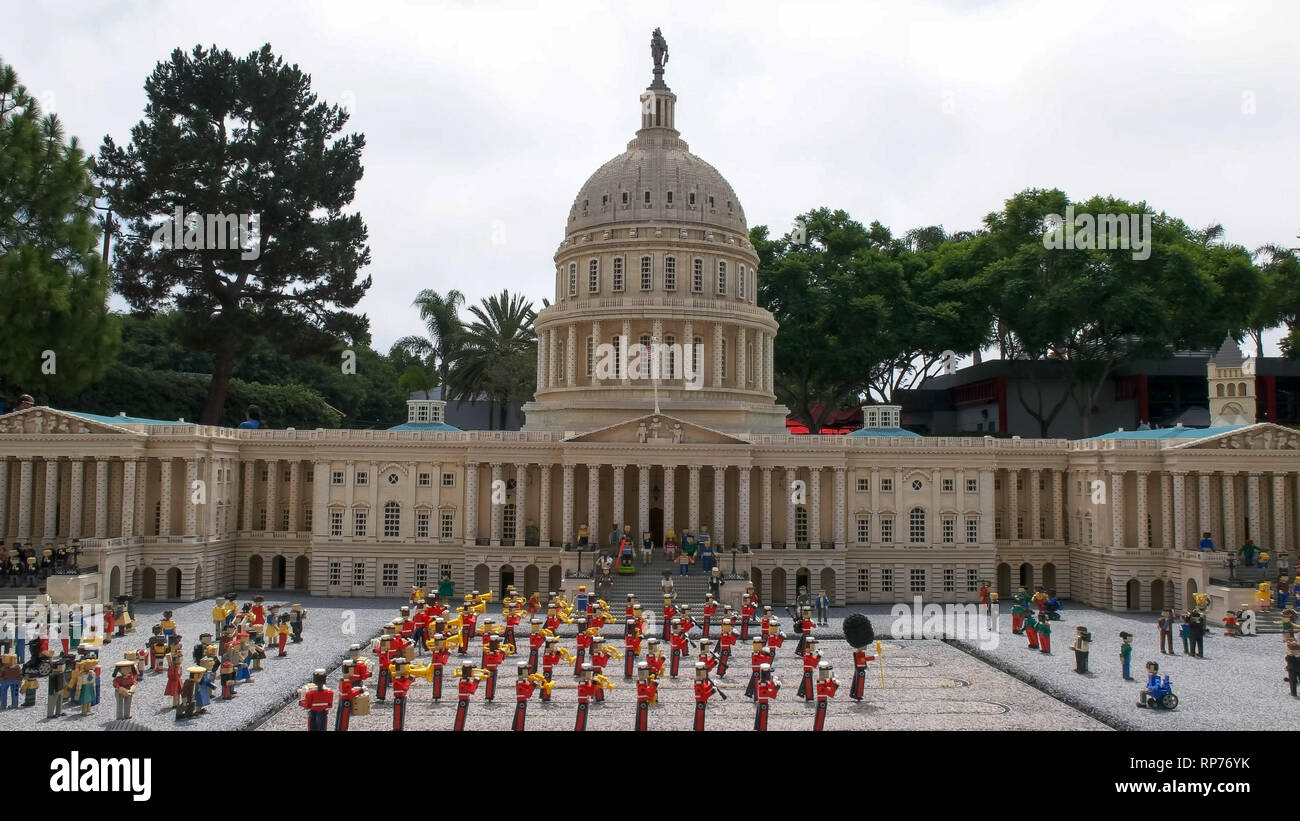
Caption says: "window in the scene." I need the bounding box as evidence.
[622,192,629,205]
[1016,477,1024,491]
[328,561,341,586]
[966,518,978,544]
[353,509,368,537]
[857,568,869,593]
[355,471,368,486]
[910,569,926,593]
[995,516,1003,540]
[281,508,290,531]
[795,506,808,542]
[441,512,455,539]
[856,478,870,493]
[708,196,715,208]
[503,503,517,541]
[640,256,652,290]
[416,511,430,538]
[881,516,894,543]
[612,335,622,379]
[258,508,267,531]
[664,256,676,290]
[717,260,728,295]
[720,337,727,379]
[612,257,625,291]
[692,336,702,378]
[418,472,431,487]
[688,192,696,206]
[692,258,703,292]
[664,335,676,378]
[966,478,978,493]
[1086,516,1094,543]
[441,473,455,487]
[856,516,870,543]
[586,335,595,378]
[332,471,343,485]
[881,478,893,492]
[440,562,453,581]
[352,562,365,586]
[304,508,313,531]
[911,478,923,491]
[942,478,954,492]
[943,569,955,593]
[415,563,429,588]
[909,508,926,543]
[640,335,652,378]
[382,563,398,589]
[942,516,955,543]
[154,501,161,536]
[738,264,746,299]
[386,472,399,486]
[995,478,1001,490]
[384,501,400,537]
[305,469,313,483]
[1040,516,1047,539]
[568,263,578,297]
[643,190,650,205]
[588,259,599,293]
[666,190,673,205]
[881,568,894,593]
[283,470,291,482]
[261,469,268,481]
[1016,516,1024,540]
[967,569,979,592]
[330,510,343,536]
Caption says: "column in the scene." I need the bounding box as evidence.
[561,464,575,546]
[931,469,941,543]
[1247,472,1261,543]
[120,459,137,539]
[1052,470,1064,541]
[184,457,198,536]
[808,467,821,546]
[242,461,255,532]
[663,465,676,538]
[621,320,632,384]
[68,459,83,539]
[766,334,774,394]
[264,458,278,532]
[955,468,966,541]
[1161,474,1173,551]
[1172,472,1187,552]
[465,462,479,543]
[1135,471,1148,550]
[566,323,577,386]
[539,463,552,547]
[637,465,650,544]
[1197,472,1212,542]
[737,327,747,388]
[870,468,880,543]
[978,468,995,543]
[785,468,796,549]
[611,464,626,535]
[738,467,751,548]
[542,328,553,388]
[754,331,764,393]
[1110,470,1124,549]
[158,458,172,538]
[1272,473,1286,552]
[312,460,329,538]
[712,465,726,547]
[833,467,846,547]
[712,323,724,387]
[1006,469,1018,541]
[683,321,694,384]
[405,461,417,538]
[688,466,701,534]
[1029,469,1042,541]
[589,321,601,385]
[490,463,503,545]
[761,467,773,547]
[1222,471,1236,553]
[514,463,528,546]
[94,457,109,539]
[43,458,59,542]
[587,464,600,542]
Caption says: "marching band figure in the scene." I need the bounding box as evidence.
[669,619,690,678]
[746,636,774,699]
[527,619,546,674]
[541,636,572,703]
[813,661,839,731]
[754,663,780,731]
[697,638,717,674]
[634,661,657,731]
[573,617,592,675]
[740,593,757,641]
[299,669,333,731]
[645,637,666,680]
[590,635,621,701]
[797,637,821,702]
[693,660,726,730]
[701,594,717,639]
[850,645,876,701]
[391,657,413,731]
[794,606,815,657]
[717,618,738,676]
[624,618,642,679]
[336,660,356,731]
[374,634,394,702]
[453,662,485,731]
[574,663,607,732]
[662,595,677,641]
[482,635,510,702]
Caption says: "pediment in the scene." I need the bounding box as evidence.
[1172,423,1300,451]
[564,413,748,445]
[0,407,137,435]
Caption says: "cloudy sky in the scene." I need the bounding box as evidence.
[11,0,1299,356]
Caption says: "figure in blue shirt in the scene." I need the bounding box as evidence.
[1198,532,1215,552]
[236,404,262,429]
[815,590,831,626]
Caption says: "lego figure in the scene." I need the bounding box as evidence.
[746,637,774,700]
[797,636,821,702]
[164,646,184,707]
[698,594,717,640]
[512,662,552,732]
[299,668,333,731]
[211,598,227,637]
[289,603,307,643]
[47,657,67,718]
[849,645,876,701]
[1186,609,1206,658]
[374,634,394,702]
[794,606,815,657]
[1023,611,1039,650]
[1223,609,1241,637]
[1135,661,1178,709]
[753,662,780,731]
[220,661,237,699]
[1260,551,1271,573]
[644,637,666,681]
[147,625,166,673]
[590,635,620,700]
[693,660,725,731]
[716,618,739,676]
[334,660,357,731]
[20,665,38,707]
[1157,609,1176,654]
[1119,632,1134,680]
[1037,616,1052,654]
[1257,582,1273,611]
[1281,609,1297,643]
[740,594,757,641]
[1277,577,1292,609]
[428,632,451,701]
[1178,614,1192,654]
[177,666,204,721]
[662,594,677,641]
[192,633,213,668]
[1011,597,1026,635]
[813,661,839,731]
[623,618,643,679]
[815,590,831,627]
[1070,627,1091,674]
[453,662,485,731]
[160,609,177,639]
[482,635,510,702]
[0,652,19,708]
[1286,642,1300,698]
[575,663,597,732]
[669,619,690,678]
[196,658,216,714]
[110,659,136,720]
[68,659,96,716]
[276,612,291,656]
[391,657,413,731]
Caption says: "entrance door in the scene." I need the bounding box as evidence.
[650,507,664,548]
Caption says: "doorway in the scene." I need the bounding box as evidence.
[650,507,664,548]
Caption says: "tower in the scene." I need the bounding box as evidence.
[1207,336,1255,426]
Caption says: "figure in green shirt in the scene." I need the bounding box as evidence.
[1240,538,1257,567]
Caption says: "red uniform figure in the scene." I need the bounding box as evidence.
[634,661,657,731]
[590,636,619,702]
[575,664,597,732]
[429,634,451,701]
[336,661,356,731]
[544,605,562,634]
[693,661,725,731]
[746,638,774,699]
[220,661,236,700]
[453,663,482,731]
[250,596,266,626]
[299,669,333,731]
[276,613,290,656]
[459,608,477,655]
[504,607,521,649]
[512,662,544,731]
[391,658,413,731]
[645,638,666,680]
[794,606,815,657]
[760,606,774,640]
[813,661,839,731]
[850,647,876,701]
[412,607,431,655]
[701,595,717,639]
[678,606,695,636]
[482,636,508,702]
[669,620,689,678]
[573,619,592,675]
[625,594,638,620]
[796,638,820,702]
[754,663,779,731]
[374,636,393,702]
[717,621,739,676]
[527,619,545,674]
[1025,615,1040,650]
[662,597,677,641]
[740,595,757,641]
[696,639,717,673]
[527,593,541,618]
[623,619,642,679]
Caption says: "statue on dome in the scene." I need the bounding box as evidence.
[651,28,669,70]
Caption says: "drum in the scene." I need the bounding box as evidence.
[353,691,372,716]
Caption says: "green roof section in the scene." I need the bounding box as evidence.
[846,427,922,438]
[68,411,193,426]
[386,421,462,432]
[1088,425,1245,440]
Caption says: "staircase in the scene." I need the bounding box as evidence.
[590,559,715,609]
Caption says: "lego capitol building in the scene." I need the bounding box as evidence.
[1,39,1298,617]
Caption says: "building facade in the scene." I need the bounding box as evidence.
[2,45,1298,613]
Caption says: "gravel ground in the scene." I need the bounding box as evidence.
[0,593,403,732]
[255,604,1105,732]
[950,604,1297,730]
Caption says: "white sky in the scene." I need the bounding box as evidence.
[10,0,1299,357]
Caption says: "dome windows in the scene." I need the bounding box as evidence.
[692,259,704,293]
[588,259,600,293]
[738,264,746,299]
[622,192,629,205]
[666,191,674,206]
[568,263,578,297]
[664,256,677,291]
[717,260,728,295]
[689,192,696,207]
[601,194,608,207]
[640,256,653,290]
[612,257,625,292]
[644,190,651,205]
[708,196,715,209]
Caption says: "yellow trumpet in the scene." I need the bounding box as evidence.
[601,646,624,661]
[556,647,575,663]
[593,674,615,691]
[528,672,555,696]
[408,661,438,682]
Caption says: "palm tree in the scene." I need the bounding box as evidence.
[448,290,538,429]
[394,289,465,399]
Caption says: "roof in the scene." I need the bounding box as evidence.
[1087,425,1246,441]
[386,421,462,432]
[68,411,192,426]
[846,427,922,438]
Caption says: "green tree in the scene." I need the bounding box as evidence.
[0,60,119,399]
[394,288,465,398]
[96,44,371,424]
[447,290,536,430]
[1250,244,1300,358]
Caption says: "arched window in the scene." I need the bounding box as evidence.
[717,260,728,295]
[588,259,599,293]
[612,257,625,291]
[664,256,677,290]
[1227,383,1236,397]
[909,507,926,543]
[568,263,577,297]
[738,264,746,299]
[1216,383,1224,397]
[1239,382,1248,396]
[640,256,653,290]
[692,258,704,292]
